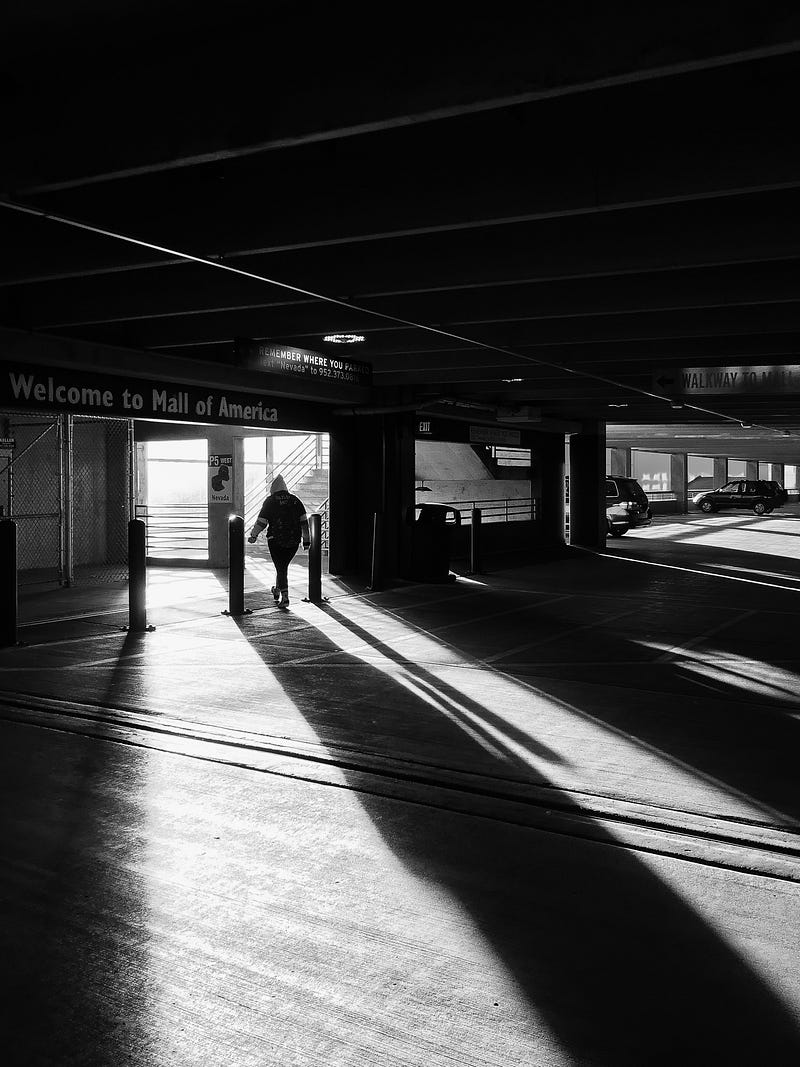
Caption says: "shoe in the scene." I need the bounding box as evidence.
[271,586,280,602]
[279,592,290,607]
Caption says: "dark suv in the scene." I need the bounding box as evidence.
[606,477,652,537]
[692,479,782,515]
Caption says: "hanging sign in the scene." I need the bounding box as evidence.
[469,425,521,446]
[208,453,233,503]
[655,365,800,395]
[0,362,332,430]
[238,340,372,388]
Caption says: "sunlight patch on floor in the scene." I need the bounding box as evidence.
[639,641,800,705]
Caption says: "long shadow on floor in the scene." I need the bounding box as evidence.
[523,549,800,822]
[235,604,800,1065]
[0,633,158,1066]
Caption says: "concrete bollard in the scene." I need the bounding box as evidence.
[127,519,154,632]
[368,511,384,592]
[0,520,18,647]
[468,508,483,575]
[225,514,248,617]
[306,513,323,603]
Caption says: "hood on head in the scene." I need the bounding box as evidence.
[270,474,288,494]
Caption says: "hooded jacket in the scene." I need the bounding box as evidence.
[249,473,309,546]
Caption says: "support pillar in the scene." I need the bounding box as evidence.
[713,457,728,488]
[569,421,606,550]
[329,408,414,583]
[746,460,759,481]
[671,452,688,514]
[207,429,239,568]
[608,447,631,477]
[534,432,566,548]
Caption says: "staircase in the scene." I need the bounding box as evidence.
[244,434,330,530]
[294,467,329,514]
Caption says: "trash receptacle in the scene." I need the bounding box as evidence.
[406,503,461,581]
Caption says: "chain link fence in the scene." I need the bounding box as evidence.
[0,411,131,587]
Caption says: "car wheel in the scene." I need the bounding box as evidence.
[700,500,714,513]
[609,525,627,537]
[753,502,766,515]
[764,505,774,514]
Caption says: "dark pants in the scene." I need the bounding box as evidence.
[268,540,299,593]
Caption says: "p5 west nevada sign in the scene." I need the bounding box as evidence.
[655,365,800,396]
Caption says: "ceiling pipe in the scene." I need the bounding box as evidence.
[332,400,438,416]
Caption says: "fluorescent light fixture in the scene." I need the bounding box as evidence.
[608,403,628,408]
[670,401,684,410]
[323,333,365,343]
[740,421,753,428]
[502,378,523,383]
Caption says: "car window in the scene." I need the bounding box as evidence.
[745,482,760,495]
[720,482,739,492]
[605,479,618,498]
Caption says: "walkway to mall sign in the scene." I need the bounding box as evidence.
[654,366,800,395]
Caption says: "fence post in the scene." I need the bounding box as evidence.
[304,513,324,603]
[0,520,18,647]
[368,512,383,592]
[127,519,153,632]
[223,514,250,617]
[62,414,74,587]
[468,508,483,575]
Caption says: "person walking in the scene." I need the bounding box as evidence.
[247,474,310,607]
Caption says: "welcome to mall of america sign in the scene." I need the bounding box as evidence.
[0,364,313,427]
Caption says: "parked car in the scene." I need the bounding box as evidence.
[764,480,789,505]
[605,476,652,537]
[692,479,782,515]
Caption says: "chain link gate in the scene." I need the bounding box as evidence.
[0,411,133,588]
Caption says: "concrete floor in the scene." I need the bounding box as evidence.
[2,511,800,1065]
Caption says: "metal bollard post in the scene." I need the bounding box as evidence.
[127,519,154,632]
[368,511,383,592]
[223,514,249,617]
[305,513,324,603]
[0,520,19,647]
[468,508,483,575]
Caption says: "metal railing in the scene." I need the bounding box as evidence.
[135,503,208,559]
[443,496,534,524]
[318,497,329,553]
[244,434,329,529]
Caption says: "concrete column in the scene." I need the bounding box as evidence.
[772,463,784,484]
[608,447,630,476]
[713,457,728,488]
[534,432,566,548]
[746,460,758,480]
[207,429,238,567]
[328,418,357,575]
[671,452,688,514]
[328,410,414,583]
[569,421,606,550]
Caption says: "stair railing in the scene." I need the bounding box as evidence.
[244,434,329,529]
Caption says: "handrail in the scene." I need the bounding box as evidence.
[317,496,330,553]
[244,434,329,527]
[441,496,534,524]
[135,503,208,557]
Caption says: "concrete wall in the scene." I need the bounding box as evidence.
[416,479,530,508]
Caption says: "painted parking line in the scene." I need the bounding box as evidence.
[652,609,758,663]
[482,605,646,664]
[278,594,574,666]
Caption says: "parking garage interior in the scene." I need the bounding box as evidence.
[2,6,800,1066]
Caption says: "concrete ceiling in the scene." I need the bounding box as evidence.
[2,3,800,450]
